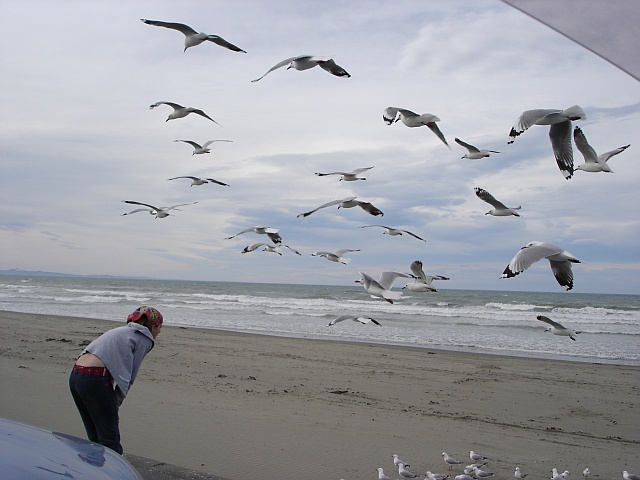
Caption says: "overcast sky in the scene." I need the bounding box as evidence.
[1,0,639,294]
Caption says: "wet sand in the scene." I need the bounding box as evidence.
[1,310,638,480]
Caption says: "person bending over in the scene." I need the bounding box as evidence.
[69,306,163,454]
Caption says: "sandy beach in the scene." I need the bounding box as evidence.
[1,310,638,480]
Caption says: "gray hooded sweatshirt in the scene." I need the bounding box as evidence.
[80,322,155,406]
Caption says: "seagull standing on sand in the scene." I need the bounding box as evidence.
[377,467,392,480]
[583,468,590,480]
[297,197,383,218]
[442,453,464,471]
[465,464,487,475]
[474,188,521,217]
[140,19,246,53]
[327,315,381,326]
[251,55,350,82]
[456,475,475,480]
[515,467,529,480]
[501,241,581,290]
[464,462,487,475]
[427,471,450,480]
[311,248,360,264]
[393,454,410,468]
[150,101,222,125]
[357,271,412,304]
[315,166,374,181]
[469,451,488,463]
[398,463,418,478]
[226,226,282,244]
[536,315,582,341]
[121,201,198,218]
[168,176,229,187]
[383,107,450,148]
[473,467,495,479]
[507,105,586,179]
[455,138,500,159]
[403,260,449,292]
[359,225,426,242]
[173,139,233,155]
[573,126,630,173]
[623,472,640,480]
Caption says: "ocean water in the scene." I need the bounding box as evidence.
[1,274,638,365]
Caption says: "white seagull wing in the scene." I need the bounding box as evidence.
[549,120,575,179]
[251,56,307,82]
[573,127,598,163]
[475,188,508,209]
[536,315,565,329]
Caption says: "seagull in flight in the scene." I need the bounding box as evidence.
[226,226,282,244]
[173,139,233,155]
[403,260,449,292]
[150,101,222,125]
[168,176,229,186]
[327,315,381,326]
[573,126,630,173]
[536,315,582,341]
[314,166,374,181]
[311,248,360,264]
[359,225,426,242]
[241,242,300,256]
[121,200,198,218]
[474,188,521,217]
[251,55,350,82]
[501,241,581,290]
[383,107,450,148]
[356,271,411,304]
[140,19,246,53]
[297,197,383,218]
[455,138,500,159]
[507,105,586,179]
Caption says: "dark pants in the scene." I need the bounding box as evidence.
[69,370,122,454]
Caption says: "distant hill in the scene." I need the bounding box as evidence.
[0,269,151,280]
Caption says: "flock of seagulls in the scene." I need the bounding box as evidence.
[365,451,636,480]
[127,16,632,333]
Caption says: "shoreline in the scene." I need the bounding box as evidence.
[1,310,638,480]
[2,308,637,367]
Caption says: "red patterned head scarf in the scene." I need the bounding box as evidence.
[127,306,163,327]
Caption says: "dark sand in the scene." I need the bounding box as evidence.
[1,310,638,480]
